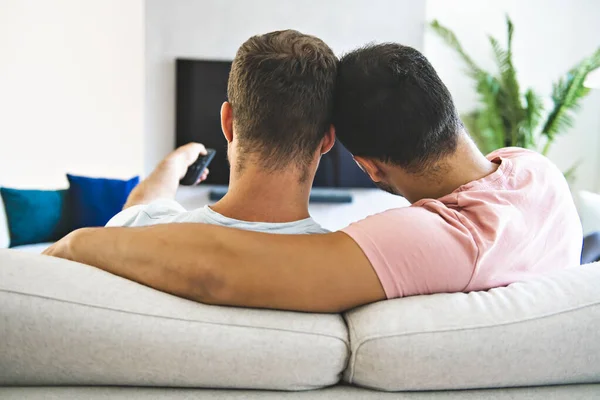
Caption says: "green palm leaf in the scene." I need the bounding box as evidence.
[522,89,544,148]
[474,73,506,152]
[488,16,525,148]
[430,20,484,79]
[541,47,600,154]
[430,16,599,165]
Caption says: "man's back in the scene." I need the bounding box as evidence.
[342,148,582,298]
[107,200,328,234]
[451,148,581,290]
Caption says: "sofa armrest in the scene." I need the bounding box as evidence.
[0,194,9,248]
[582,232,600,264]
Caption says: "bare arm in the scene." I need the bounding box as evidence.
[123,160,181,208]
[124,143,208,209]
[43,224,386,313]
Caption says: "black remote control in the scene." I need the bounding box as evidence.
[179,148,216,186]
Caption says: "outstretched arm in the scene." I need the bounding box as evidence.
[123,143,209,209]
[43,224,386,313]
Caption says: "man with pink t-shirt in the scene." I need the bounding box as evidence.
[44,43,582,312]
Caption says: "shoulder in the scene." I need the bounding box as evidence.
[256,219,330,235]
[488,147,565,182]
[341,205,477,298]
[488,147,560,173]
[106,199,187,227]
[304,226,330,234]
[342,205,476,254]
[299,218,330,234]
[486,147,541,160]
[344,204,468,234]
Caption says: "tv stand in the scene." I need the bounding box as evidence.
[208,187,353,204]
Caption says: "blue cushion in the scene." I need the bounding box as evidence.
[67,174,139,229]
[0,188,71,247]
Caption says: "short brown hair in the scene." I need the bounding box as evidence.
[227,30,337,175]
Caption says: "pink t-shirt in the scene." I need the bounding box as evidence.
[342,148,583,299]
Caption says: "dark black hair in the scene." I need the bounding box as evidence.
[333,43,461,173]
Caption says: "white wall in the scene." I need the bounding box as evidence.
[145,0,426,175]
[3,0,597,191]
[424,0,600,192]
[0,0,144,189]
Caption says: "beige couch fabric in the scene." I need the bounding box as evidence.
[0,250,349,390]
[344,262,600,391]
[2,384,600,399]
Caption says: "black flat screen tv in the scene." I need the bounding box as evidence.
[175,58,374,188]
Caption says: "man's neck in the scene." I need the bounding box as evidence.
[395,134,500,203]
[210,166,312,223]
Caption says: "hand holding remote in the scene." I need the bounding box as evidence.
[180,148,216,185]
[166,143,206,174]
[122,143,211,208]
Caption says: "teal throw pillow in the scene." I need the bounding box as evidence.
[0,188,71,247]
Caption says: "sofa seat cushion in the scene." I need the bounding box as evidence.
[344,262,600,391]
[0,250,349,390]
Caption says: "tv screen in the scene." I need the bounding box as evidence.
[175,58,374,188]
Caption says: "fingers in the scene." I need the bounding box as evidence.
[186,142,207,155]
[166,143,207,170]
[169,143,207,171]
[195,168,210,185]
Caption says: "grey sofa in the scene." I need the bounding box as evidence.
[1,249,599,399]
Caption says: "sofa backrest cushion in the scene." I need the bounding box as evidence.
[343,263,600,391]
[0,250,349,390]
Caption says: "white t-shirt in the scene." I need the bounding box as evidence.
[106,199,328,234]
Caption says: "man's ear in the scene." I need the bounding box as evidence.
[220,102,234,143]
[354,156,385,183]
[320,125,336,155]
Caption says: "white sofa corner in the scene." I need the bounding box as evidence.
[575,190,600,237]
[1,249,599,399]
[0,194,9,250]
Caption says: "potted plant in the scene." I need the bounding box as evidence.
[430,16,600,179]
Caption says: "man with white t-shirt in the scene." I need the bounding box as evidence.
[45,43,582,313]
[107,30,334,235]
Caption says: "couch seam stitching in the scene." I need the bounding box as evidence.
[342,314,358,383]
